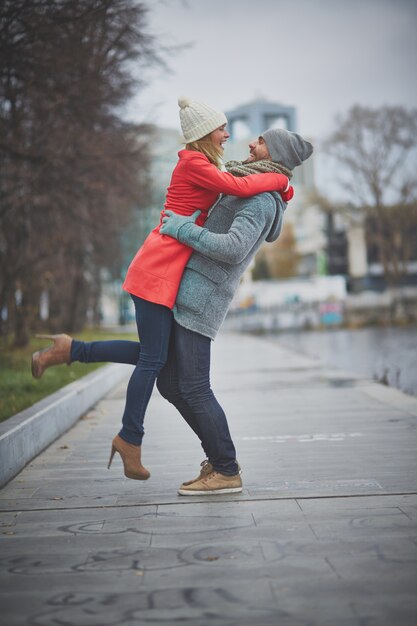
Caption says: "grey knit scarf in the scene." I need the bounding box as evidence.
[225,159,293,180]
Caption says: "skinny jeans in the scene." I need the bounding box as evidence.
[71,294,172,446]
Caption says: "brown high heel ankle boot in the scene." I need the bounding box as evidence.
[31,334,73,379]
[108,434,150,480]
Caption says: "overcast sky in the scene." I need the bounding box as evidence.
[127,0,417,144]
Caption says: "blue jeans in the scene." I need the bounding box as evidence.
[157,323,238,475]
[72,294,173,446]
[71,313,238,474]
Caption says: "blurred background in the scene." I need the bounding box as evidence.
[1,0,416,409]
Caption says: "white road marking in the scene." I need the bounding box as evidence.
[241,433,364,443]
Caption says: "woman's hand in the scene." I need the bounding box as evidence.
[160,209,202,239]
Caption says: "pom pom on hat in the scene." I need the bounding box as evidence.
[178,96,192,109]
[178,96,227,143]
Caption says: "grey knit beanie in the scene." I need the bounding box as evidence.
[262,128,313,170]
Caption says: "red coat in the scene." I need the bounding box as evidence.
[123,150,289,309]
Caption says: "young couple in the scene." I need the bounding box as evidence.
[32,97,313,496]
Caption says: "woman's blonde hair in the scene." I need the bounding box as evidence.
[186,133,223,169]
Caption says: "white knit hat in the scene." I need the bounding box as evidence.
[178,96,227,143]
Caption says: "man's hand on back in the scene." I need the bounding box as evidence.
[160,209,202,239]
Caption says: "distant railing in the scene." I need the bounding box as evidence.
[224,300,344,332]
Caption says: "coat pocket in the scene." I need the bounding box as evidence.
[186,256,229,283]
[176,259,229,315]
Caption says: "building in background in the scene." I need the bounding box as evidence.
[221,99,417,331]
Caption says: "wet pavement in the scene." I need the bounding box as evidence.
[1,331,416,625]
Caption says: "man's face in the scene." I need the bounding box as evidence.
[246,136,271,162]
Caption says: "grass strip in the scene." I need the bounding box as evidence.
[0,329,137,423]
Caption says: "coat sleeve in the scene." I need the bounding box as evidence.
[175,196,278,265]
[185,156,289,196]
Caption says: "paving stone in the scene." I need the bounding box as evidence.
[271,577,416,626]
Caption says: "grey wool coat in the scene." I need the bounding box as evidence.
[173,191,286,339]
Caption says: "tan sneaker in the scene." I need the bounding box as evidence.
[181,460,213,487]
[181,460,242,488]
[178,470,242,496]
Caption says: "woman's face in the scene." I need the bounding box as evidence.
[210,124,230,151]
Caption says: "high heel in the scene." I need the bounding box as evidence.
[31,333,73,379]
[108,445,117,470]
[108,435,150,480]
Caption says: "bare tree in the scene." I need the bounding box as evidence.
[0,0,160,346]
[324,105,417,289]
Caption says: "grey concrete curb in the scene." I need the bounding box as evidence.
[0,363,131,488]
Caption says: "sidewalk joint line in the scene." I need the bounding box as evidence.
[1,490,416,514]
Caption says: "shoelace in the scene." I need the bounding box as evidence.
[202,471,220,484]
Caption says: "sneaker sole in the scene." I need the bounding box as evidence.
[178,487,242,496]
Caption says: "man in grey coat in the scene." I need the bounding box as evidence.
[157,127,313,495]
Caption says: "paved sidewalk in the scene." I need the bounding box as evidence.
[1,331,416,625]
